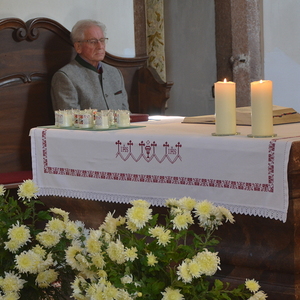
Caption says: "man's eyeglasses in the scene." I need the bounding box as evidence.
[78,38,108,46]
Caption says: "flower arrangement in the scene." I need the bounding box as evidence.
[0,181,267,300]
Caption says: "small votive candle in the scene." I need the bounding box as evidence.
[95,111,109,129]
[250,80,273,137]
[116,110,130,127]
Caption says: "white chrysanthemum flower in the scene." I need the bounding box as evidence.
[195,249,220,276]
[131,199,151,207]
[245,279,261,293]
[125,247,138,262]
[32,245,46,258]
[125,220,139,233]
[17,180,38,200]
[65,220,81,239]
[156,229,173,246]
[103,283,119,299]
[36,269,58,288]
[177,260,193,283]
[194,200,214,219]
[126,205,152,229]
[86,235,102,255]
[107,239,126,264]
[188,258,202,278]
[178,197,197,211]
[97,270,107,279]
[91,253,106,269]
[147,252,158,266]
[0,184,6,196]
[161,287,184,300]
[7,222,30,247]
[36,230,60,248]
[49,207,69,222]
[165,198,179,207]
[101,212,119,235]
[46,218,65,234]
[170,206,184,216]
[121,274,133,285]
[172,212,194,230]
[149,226,165,238]
[248,290,268,300]
[0,271,26,294]
[65,242,84,270]
[218,206,235,224]
[4,239,23,253]
[15,250,43,274]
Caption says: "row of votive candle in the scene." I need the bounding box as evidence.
[55,109,130,129]
[214,79,273,137]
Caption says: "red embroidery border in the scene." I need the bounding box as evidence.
[41,129,288,193]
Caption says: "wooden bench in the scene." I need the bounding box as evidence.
[0,17,173,188]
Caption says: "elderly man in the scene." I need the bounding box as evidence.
[51,19,129,111]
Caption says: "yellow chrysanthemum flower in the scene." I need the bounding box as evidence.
[178,197,197,211]
[161,287,184,300]
[46,218,65,234]
[125,246,138,262]
[32,245,46,258]
[172,212,194,230]
[218,206,235,224]
[195,249,220,276]
[177,260,193,283]
[0,184,6,196]
[107,240,126,264]
[121,274,133,285]
[156,229,173,246]
[17,179,38,200]
[103,284,119,299]
[36,230,60,248]
[165,198,179,207]
[7,223,30,246]
[194,200,214,219]
[4,239,22,253]
[101,212,119,235]
[36,269,58,288]
[15,250,43,274]
[131,199,151,207]
[126,205,152,229]
[248,290,267,300]
[91,253,106,269]
[86,237,102,255]
[147,252,158,266]
[0,271,26,293]
[125,220,139,233]
[149,226,165,238]
[188,259,202,278]
[245,279,261,293]
[65,220,80,239]
[49,207,69,222]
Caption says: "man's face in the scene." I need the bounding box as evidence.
[75,25,106,67]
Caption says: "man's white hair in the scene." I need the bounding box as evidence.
[71,19,106,43]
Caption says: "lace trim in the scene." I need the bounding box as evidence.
[37,187,287,222]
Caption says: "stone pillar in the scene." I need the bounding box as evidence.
[215,0,263,107]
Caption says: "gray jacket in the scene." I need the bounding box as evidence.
[51,55,129,111]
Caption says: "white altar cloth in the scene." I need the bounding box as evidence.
[30,117,300,222]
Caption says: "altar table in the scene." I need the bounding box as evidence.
[30,117,300,299]
[30,117,300,222]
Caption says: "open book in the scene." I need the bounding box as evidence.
[182,105,300,126]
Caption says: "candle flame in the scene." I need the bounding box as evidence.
[260,80,263,83]
[224,78,227,83]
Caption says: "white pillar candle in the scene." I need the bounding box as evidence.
[214,79,236,135]
[250,80,273,136]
